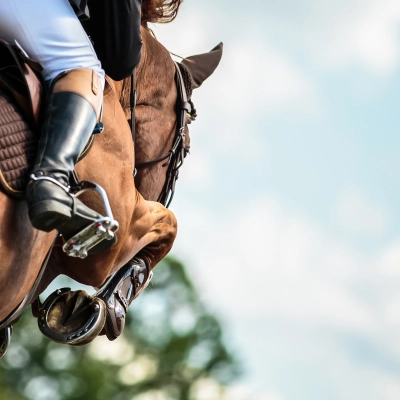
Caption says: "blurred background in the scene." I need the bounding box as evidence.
[3,0,400,399]
[155,0,400,399]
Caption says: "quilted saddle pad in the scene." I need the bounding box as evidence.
[0,87,38,198]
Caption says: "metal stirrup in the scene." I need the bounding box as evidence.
[63,181,119,258]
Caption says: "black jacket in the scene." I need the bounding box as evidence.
[82,0,142,81]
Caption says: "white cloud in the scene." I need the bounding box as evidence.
[334,189,389,237]
[222,385,286,400]
[153,6,322,117]
[259,0,400,75]
[378,239,400,276]
[175,197,373,331]
[180,151,214,188]
[211,41,320,117]
[156,0,400,77]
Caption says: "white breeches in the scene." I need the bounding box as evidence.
[0,0,105,87]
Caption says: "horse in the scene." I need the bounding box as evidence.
[0,25,222,352]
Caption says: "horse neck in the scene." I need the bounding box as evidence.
[113,28,174,108]
[124,28,178,200]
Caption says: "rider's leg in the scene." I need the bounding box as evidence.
[0,0,104,83]
[0,0,106,233]
[26,69,103,233]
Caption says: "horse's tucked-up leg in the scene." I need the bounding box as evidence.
[38,196,177,345]
[91,199,177,341]
[26,69,106,237]
[94,257,152,341]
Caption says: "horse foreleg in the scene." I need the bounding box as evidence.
[34,195,177,345]
[125,196,178,271]
[87,196,177,341]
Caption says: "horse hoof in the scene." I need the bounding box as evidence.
[0,325,12,359]
[38,288,106,346]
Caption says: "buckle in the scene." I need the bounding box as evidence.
[93,122,104,134]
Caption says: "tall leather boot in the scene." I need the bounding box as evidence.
[26,69,103,235]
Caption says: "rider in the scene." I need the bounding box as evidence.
[0,0,142,235]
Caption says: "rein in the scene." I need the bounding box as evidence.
[133,61,191,208]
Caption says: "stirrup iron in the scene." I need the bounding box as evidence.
[63,181,119,258]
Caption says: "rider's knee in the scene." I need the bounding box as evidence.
[53,68,104,120]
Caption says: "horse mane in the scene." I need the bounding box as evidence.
[141,0,184,26]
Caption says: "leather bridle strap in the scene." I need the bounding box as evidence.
[130,69,137,143]
[135,61,190,207]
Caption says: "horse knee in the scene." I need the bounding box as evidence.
[160,208,177,246]
[142,206,177,266]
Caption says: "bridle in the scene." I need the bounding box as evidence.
[130,61,192,208]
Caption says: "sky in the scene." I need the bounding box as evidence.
[149,1,400,399]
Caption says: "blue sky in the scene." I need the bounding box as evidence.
[150,1,400,399]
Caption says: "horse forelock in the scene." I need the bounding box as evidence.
[141,0,184,26]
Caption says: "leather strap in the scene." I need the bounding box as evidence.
[130,70,137,143]
[135,62,189,207]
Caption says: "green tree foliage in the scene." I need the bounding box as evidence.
[0,257,240,400]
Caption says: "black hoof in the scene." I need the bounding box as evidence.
[38,288,106,346]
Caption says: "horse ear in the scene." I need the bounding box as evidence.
[181,42,223,89]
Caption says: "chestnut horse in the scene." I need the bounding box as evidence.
[0,26,222,350]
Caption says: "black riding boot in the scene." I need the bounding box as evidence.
[26,90,101,234]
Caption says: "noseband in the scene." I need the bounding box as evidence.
[132,61,192,208]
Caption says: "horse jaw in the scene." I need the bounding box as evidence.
[180,42,223,89]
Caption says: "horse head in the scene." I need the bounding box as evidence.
[133,30,223,202]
